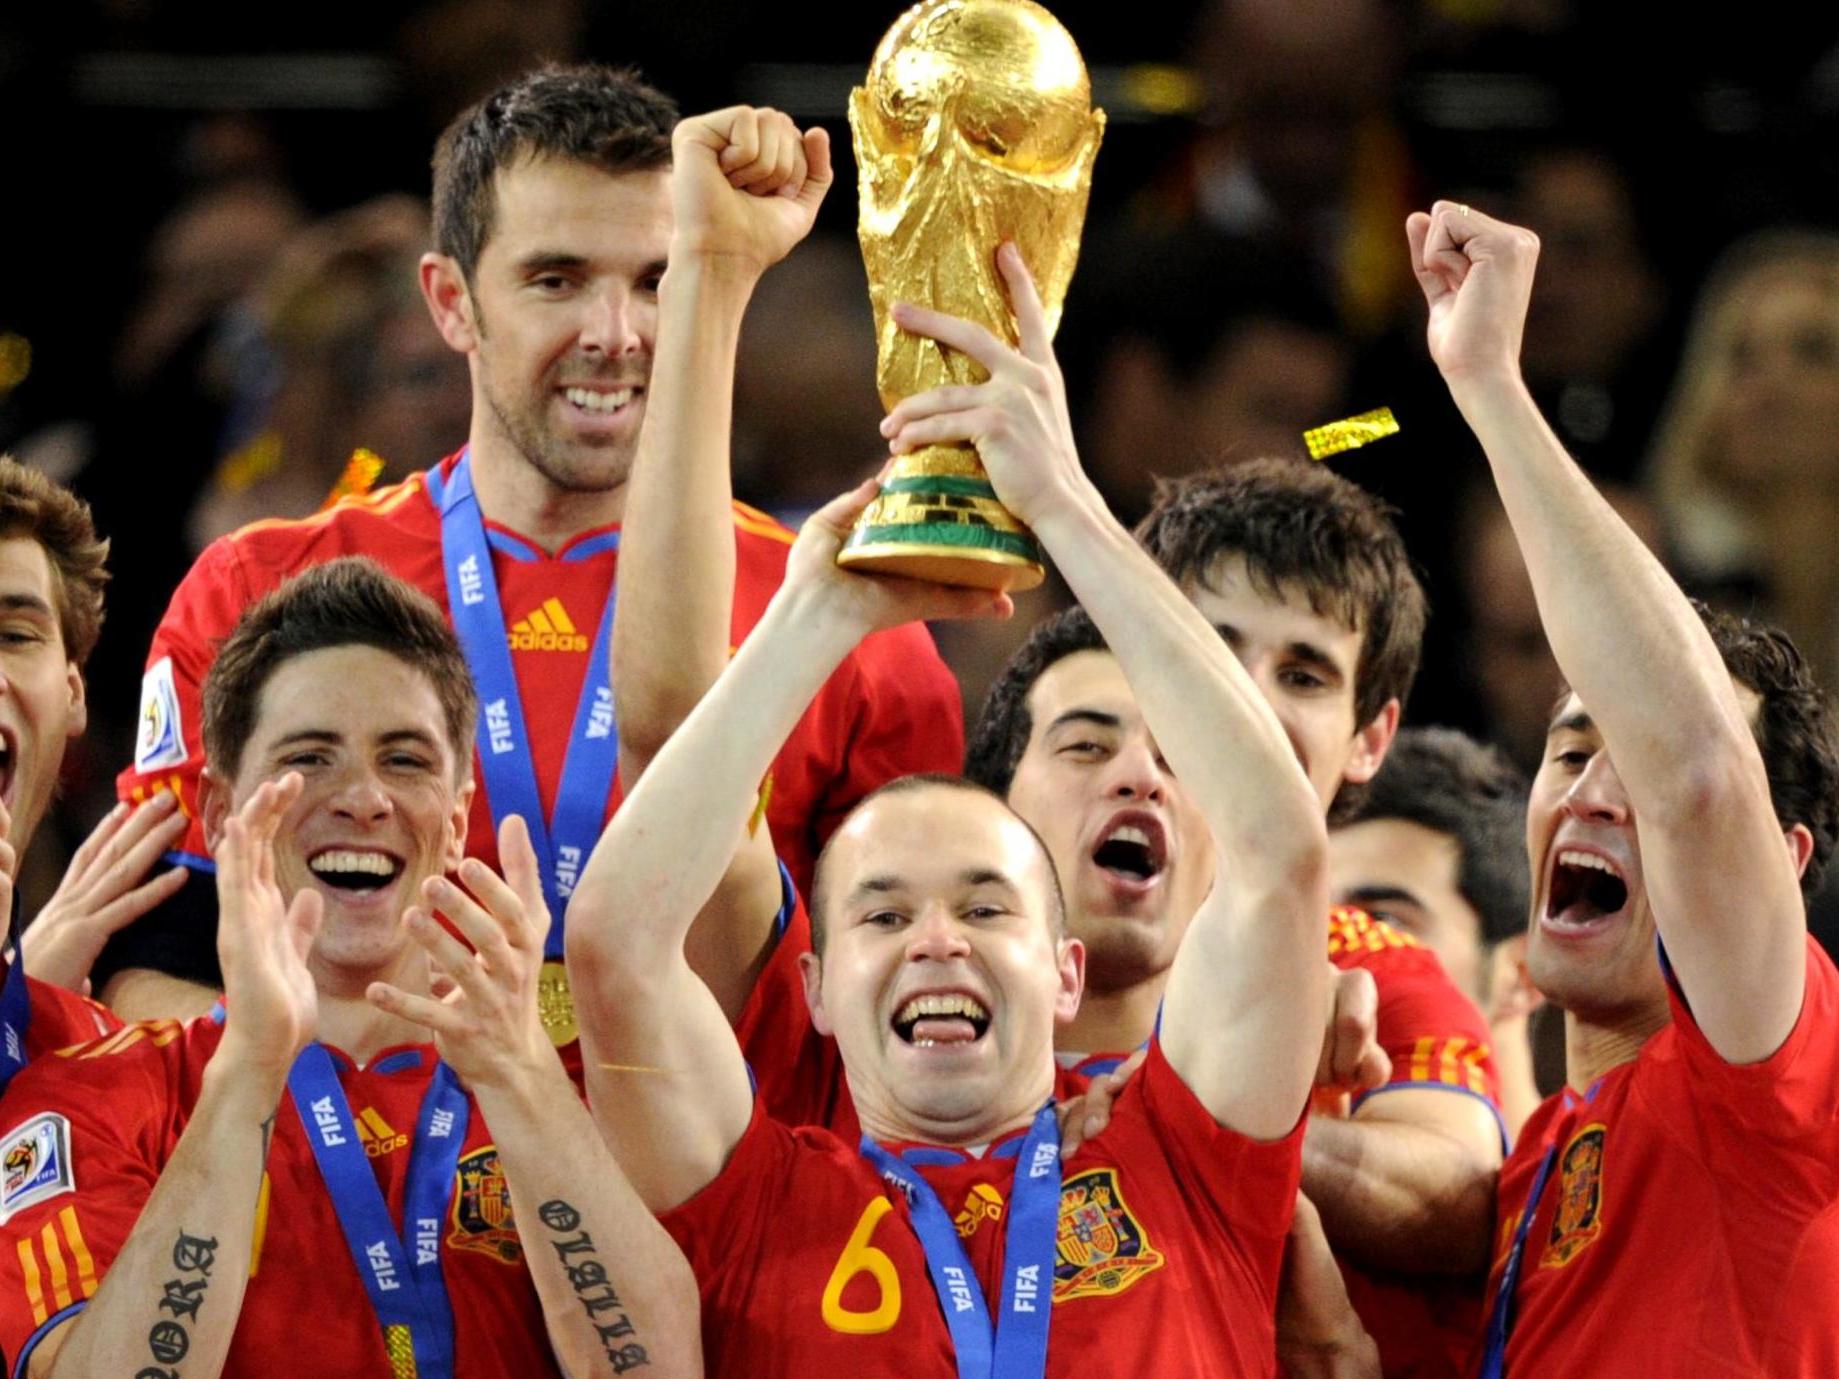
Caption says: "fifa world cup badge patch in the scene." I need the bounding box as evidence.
[134,656,186,772]
[0,1113,74,1223]
[1541,1123,1607,1268]
[1053,1168,1164,1302]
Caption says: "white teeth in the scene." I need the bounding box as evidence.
[1107,825,1151,847]
[309,850,398,877]
[564,387,634,413]
[1558,850,1620,877]
[895,993,989,1025]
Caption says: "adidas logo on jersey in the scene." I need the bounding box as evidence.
[508,598,589,653]
[355,1107,409,1159]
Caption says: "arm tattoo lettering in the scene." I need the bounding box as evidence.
[136,1232,217,1378]
[538,1199,650,1373]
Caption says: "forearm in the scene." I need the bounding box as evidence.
[576,584,859,966]
[611,254,753,779]
[38,1061,275,1378]
[472,1062,702,1379]
[1447,372,1752,785]
[1300,1113,1494,1274]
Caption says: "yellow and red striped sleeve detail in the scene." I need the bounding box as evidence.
[55,1020,185,1061]
[1400,1034,1495,1095]
[1324,904,1421,958]
[731,501,795,546]
[16,1206,99,1326]
[233,471,426,541]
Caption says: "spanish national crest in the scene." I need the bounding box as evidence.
[1053,1168,1164,1302]
[1540,1123,1606,1269]
[448,1145,521,1264]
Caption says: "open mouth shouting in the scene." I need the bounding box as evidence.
[1543,848,1630,937]
[307,847,404,896]
[891,991,992,1049]
[1090,811,1169,898]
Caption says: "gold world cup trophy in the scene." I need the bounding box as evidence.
[836,0,1105,591]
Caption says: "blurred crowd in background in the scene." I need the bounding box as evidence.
[5,0,1839,946]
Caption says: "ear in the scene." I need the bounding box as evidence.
[63,662,86,742]
[798,951,833,1037]
[1486,932,1544,1024]
[419,252,480,354]
[1341,696,1401,787]
[1786,822,1815,882]
[444,776,476,873]
[199,768,228,854]
[1052,936,1085,1026]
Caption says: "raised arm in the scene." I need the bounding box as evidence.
[610,107,831,1021]
[881,244,1328,1141]
[571,485,1003,1210]
[368,816,700,1379]
[1410,202,1807,1061]
[32,777,321,1378]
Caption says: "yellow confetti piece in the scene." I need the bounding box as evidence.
[748,771,775,839]
[319,447,385,510]
[1304,407,1400,461]
[595,1062,674,1075]
[0,334,31,392]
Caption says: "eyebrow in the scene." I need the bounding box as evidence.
[1344,884,1422,909]
[1546,709,1595,738]
[845,867,1019,901]
[267,728,440,752]
[515,251,589,276]
[1212,624,1347,679]
[0,593,55,619]
[1045,708,1122,734]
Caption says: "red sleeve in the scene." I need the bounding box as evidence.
[22,979,120,1058]
[1133,1039,1304,1248]
[657,1096,793,1291]
[1664,932,1839,1139]
[734,898,853,1138]
[1329,907,1504,1115]
[0,1041,170,1369]
[114,536,256,864]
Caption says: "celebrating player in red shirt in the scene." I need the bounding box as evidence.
[105,66,960,1024]
[0,560,698,1379]
[568,245,1330,1377]
[1407,200,1839,1378]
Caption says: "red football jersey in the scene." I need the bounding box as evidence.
[117,453,963,898]
[741,903,1500,1379]
[1326,907,1502,1379]
[0,1015,574,1377]
[665,1041,1300,1378]
[21,977,118,1059]
[1480,934,1839,1378]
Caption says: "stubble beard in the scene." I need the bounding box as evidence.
[481,378,633,497]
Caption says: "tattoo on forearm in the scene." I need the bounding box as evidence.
[538,1200,649,1373]
[134,1230,217,1379]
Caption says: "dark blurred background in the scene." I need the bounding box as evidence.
[5,0,1839,946]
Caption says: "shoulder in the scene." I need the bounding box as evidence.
[731,501,797,553]
[1,1015,204,1124]
[216,472,437,570]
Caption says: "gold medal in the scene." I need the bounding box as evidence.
[538,960,578,1048]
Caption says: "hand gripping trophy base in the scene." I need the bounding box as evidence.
[838,443,1045,591]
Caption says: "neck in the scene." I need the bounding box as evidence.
[1563,1004,1669,1090]
[310,952,432,1067]
[1056,972,1166,1059]
[465,436,624,552]
[851,1065,1054,1150]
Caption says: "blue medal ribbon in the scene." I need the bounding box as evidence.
[1478,1082,1598,1379]
[859,1103,1061,1379]
[0,892,31,1094]
[287,1044,471,1378]
[431,452,619,955]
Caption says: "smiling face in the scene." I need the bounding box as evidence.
[1184,555,1395,813]
[802,783,1082,1142]
[1524,694,1668,1023]
[0,537,86,853]
[208,645,472,987]
[1004,650,1213,993]
[446,157,671,499]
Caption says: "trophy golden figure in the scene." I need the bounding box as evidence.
[837,0,1105,590]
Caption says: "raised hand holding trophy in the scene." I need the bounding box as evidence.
[837,0,1105,591]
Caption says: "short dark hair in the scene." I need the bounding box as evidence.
[808,773,1066,954]
[965,607,1107,798]
[0,456,108,666]
[1698,604,1839,897]
[1134,456,1427,733]
[431,63,677,282]
[203,558,477,782]
[1344,727,1530,948]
